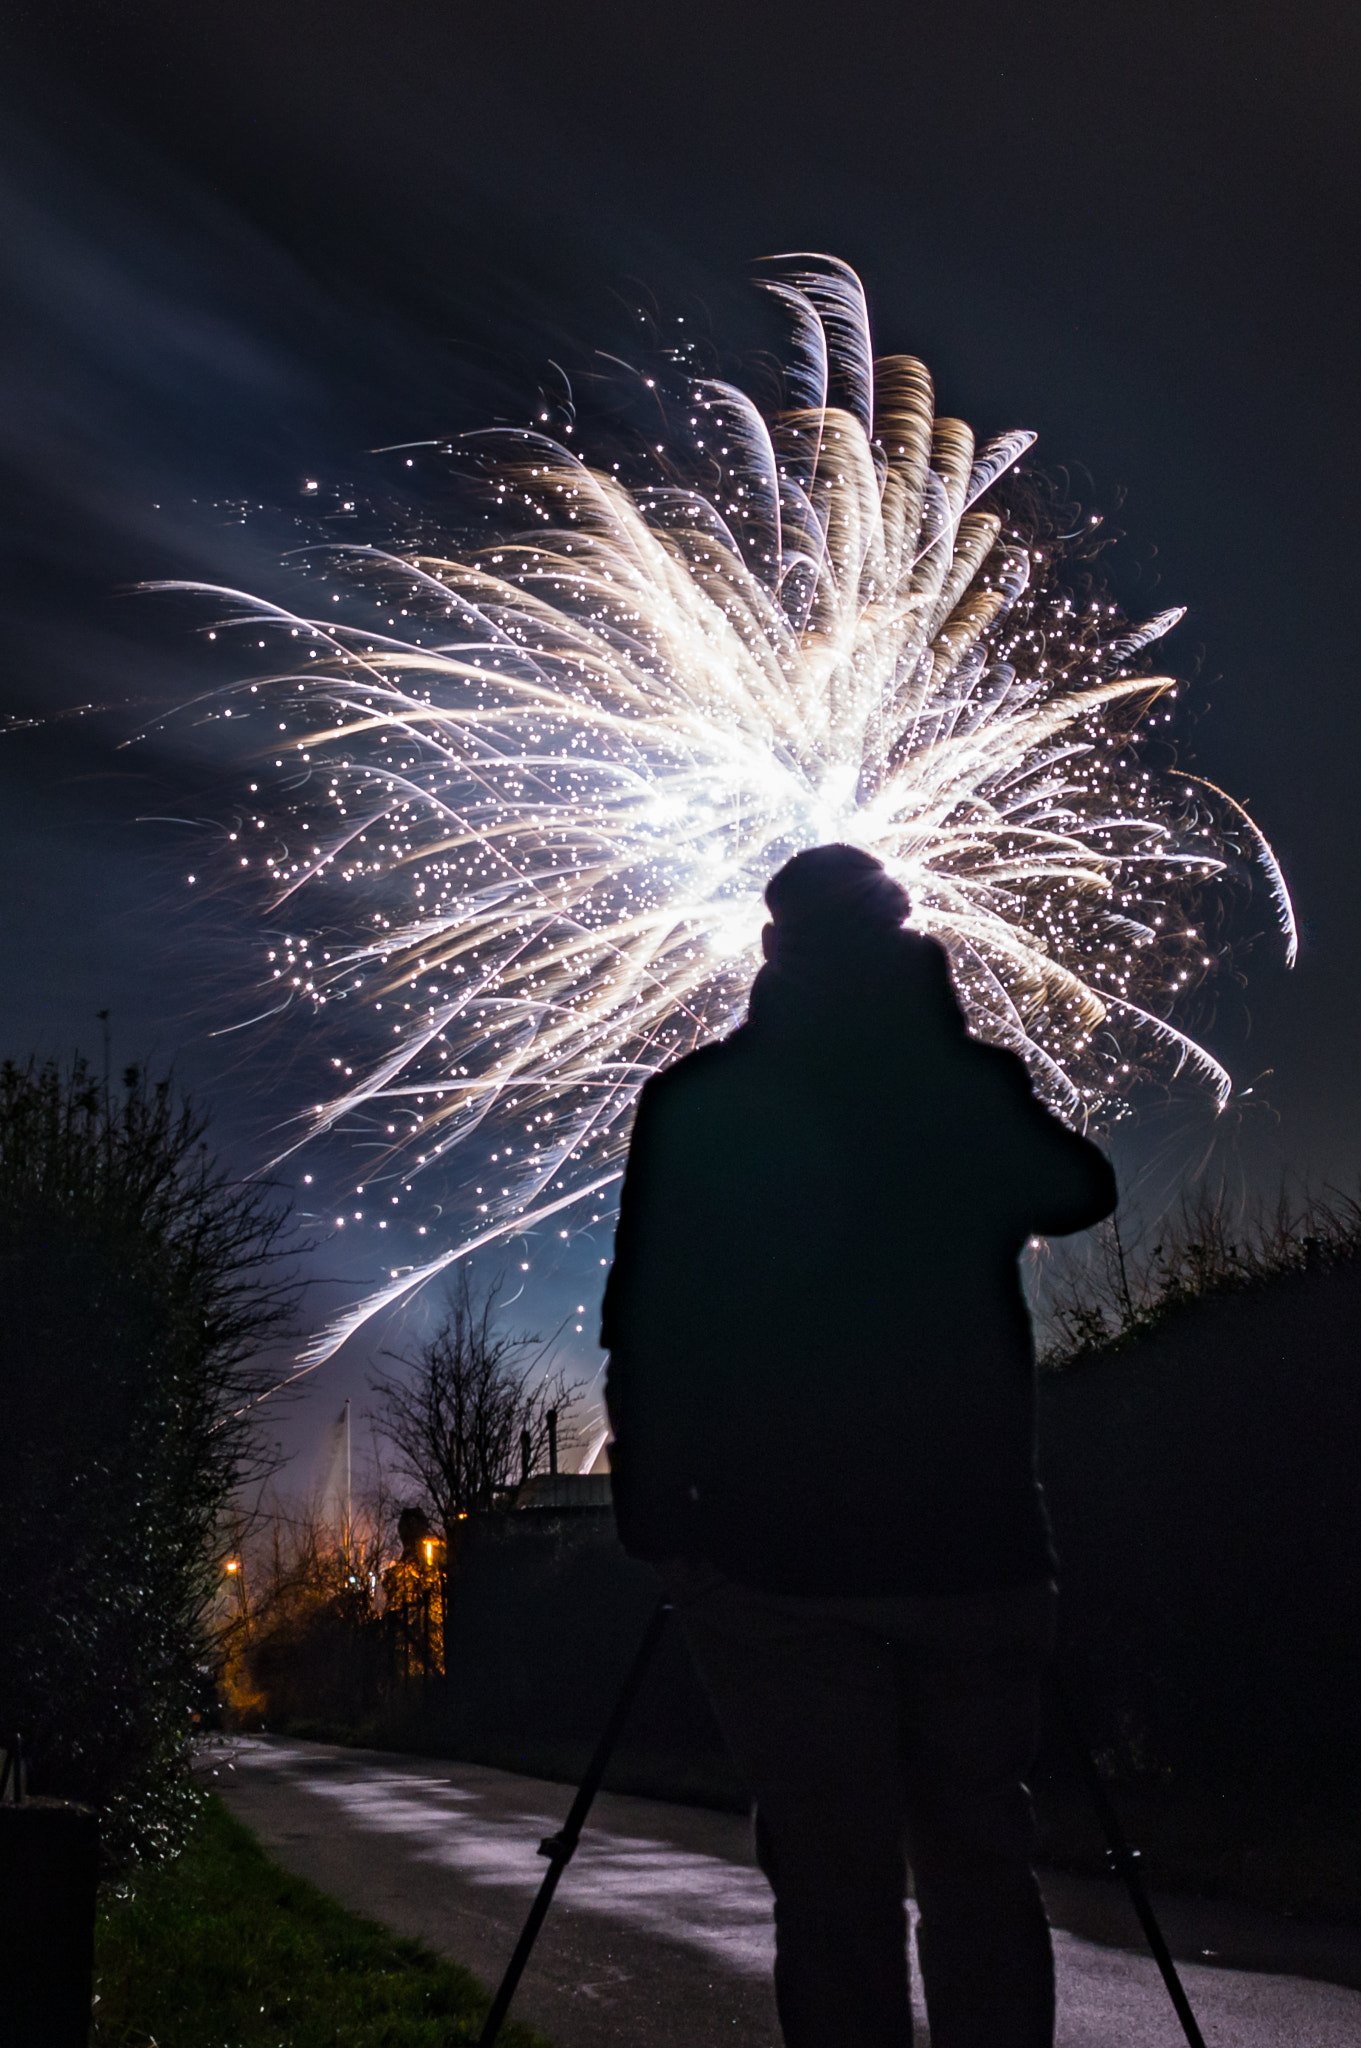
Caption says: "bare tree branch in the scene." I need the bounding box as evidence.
[370,1270,579,1541]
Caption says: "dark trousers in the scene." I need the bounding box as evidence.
[663,1565,1057,2048]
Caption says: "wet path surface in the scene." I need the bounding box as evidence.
[208,1736,1361,2047]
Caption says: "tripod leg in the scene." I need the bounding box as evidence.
[476,1598,671,2048]
[1052,1676,1207,2048]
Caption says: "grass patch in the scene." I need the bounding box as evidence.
[93,1794,550,2048]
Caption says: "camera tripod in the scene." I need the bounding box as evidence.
[475,1600,1206,2048]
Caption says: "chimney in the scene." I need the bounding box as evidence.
[520,1429,532,1486]
[547,1409,558,1478]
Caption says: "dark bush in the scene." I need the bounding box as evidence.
[0,1056,296,1865]
[1040,1250,1361,1805]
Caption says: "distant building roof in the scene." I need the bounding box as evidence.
[514,1473,614,1511]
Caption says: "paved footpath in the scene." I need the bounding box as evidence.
[209,1736,1361,2048]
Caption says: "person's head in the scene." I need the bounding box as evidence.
[760,845,910,967]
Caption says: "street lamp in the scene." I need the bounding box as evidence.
[223,1558,248,1629]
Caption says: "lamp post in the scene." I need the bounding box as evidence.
[224,1557,249,1636]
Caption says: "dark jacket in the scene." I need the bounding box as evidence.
[601,929,1116,1596]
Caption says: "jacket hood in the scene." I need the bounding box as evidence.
[745,926,968,1070]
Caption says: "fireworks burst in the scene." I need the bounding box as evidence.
[164,255,1294,1365]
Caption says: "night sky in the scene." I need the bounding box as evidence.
[3,2,1357,1477]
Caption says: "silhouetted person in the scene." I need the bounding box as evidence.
[602,845,1116,2048]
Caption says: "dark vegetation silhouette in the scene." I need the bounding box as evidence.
[1038,1188,1361,1364]
[1032,1189,1361,1913]
[0,1055,296,1866]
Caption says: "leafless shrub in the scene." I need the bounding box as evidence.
[369,1270,581,1543]
[1036,1185,1361,1370]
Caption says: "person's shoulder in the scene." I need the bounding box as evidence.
[900,928,951,969]
[878,932,1040,1094]
[915,993,1038,1105]
[885,929,970,1029]
[967,1035,1039,1099]
[889,928,958,993]
[628,1037,746,1160]
[637,1034,743,1106]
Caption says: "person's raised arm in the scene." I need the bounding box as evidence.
[976,1043,1118,1241]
